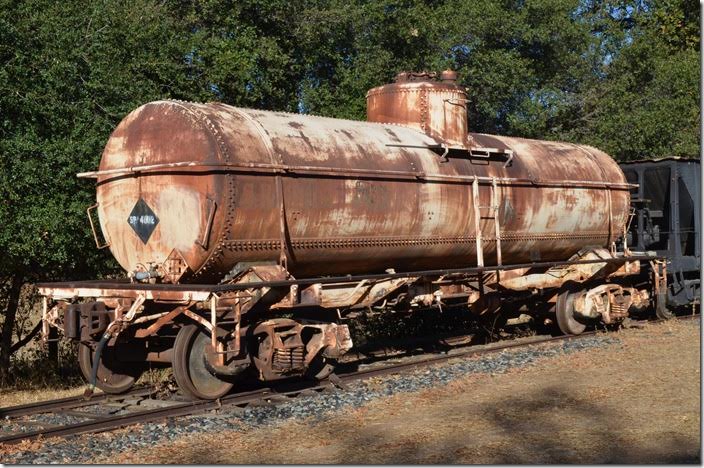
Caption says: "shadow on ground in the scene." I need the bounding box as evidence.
[183,382,702,464]
[324,384,701,464]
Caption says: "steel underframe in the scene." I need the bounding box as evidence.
[37,254,660,296]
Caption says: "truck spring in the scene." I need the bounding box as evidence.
[272,347,305,371]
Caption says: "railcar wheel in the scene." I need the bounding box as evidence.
[555,287,587,335]
[78,343,140,394]
[305,354,336,381]
[172,324,234,400]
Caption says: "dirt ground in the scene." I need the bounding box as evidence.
[90,319,700,464]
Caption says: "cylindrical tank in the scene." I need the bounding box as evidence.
[94,73,631,283]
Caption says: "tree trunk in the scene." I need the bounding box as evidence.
[9,320,41,354]
[0,275,23,384]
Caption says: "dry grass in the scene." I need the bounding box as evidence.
[96,319,700,464]
[1,356,173,409]
[1,348,84,407]
[1,387,84,408]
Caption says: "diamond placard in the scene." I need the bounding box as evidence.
[127,198,159,244]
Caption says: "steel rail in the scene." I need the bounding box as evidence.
[0,385,324,445]
[342,312,700,382]
[0,389,261,445]
[0,387,155,419]
[343,328,607,382]
[1,314,697,446]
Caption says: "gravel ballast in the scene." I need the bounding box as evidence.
[0,331,633,464]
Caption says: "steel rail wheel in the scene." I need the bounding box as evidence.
[555,286,587,335]
[173,324,234,400]
[305,354,336,381]
[78,343,140,394]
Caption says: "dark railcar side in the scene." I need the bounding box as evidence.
[620,158,701,307]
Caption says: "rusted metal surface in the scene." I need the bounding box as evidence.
[38,254,658,347]
[250,318,351,380]
[36,255,658,298]
[133,306,187,338]
[572,284,640,324]
[84,71,631,284]
[366,70,471,148]
[37,284,211,302]
[497,248,641,291]
[34,70,650,398]
[79,161,633,189]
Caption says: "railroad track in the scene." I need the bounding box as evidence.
[1,313,698,446]
[0,386,157,420]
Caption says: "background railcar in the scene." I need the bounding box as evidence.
[620,158,700,309]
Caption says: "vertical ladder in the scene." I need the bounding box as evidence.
[472,177,502,267]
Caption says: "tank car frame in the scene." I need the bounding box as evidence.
[37,248,666,399]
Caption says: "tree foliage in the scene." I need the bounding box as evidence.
[0,0,699,377]
[557,0,700,160]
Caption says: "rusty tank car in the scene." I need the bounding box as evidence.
[37,71,666,400]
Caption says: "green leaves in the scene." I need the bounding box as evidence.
[559,0,699,160]
[0,0,699,282]
[0,0,198,279]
